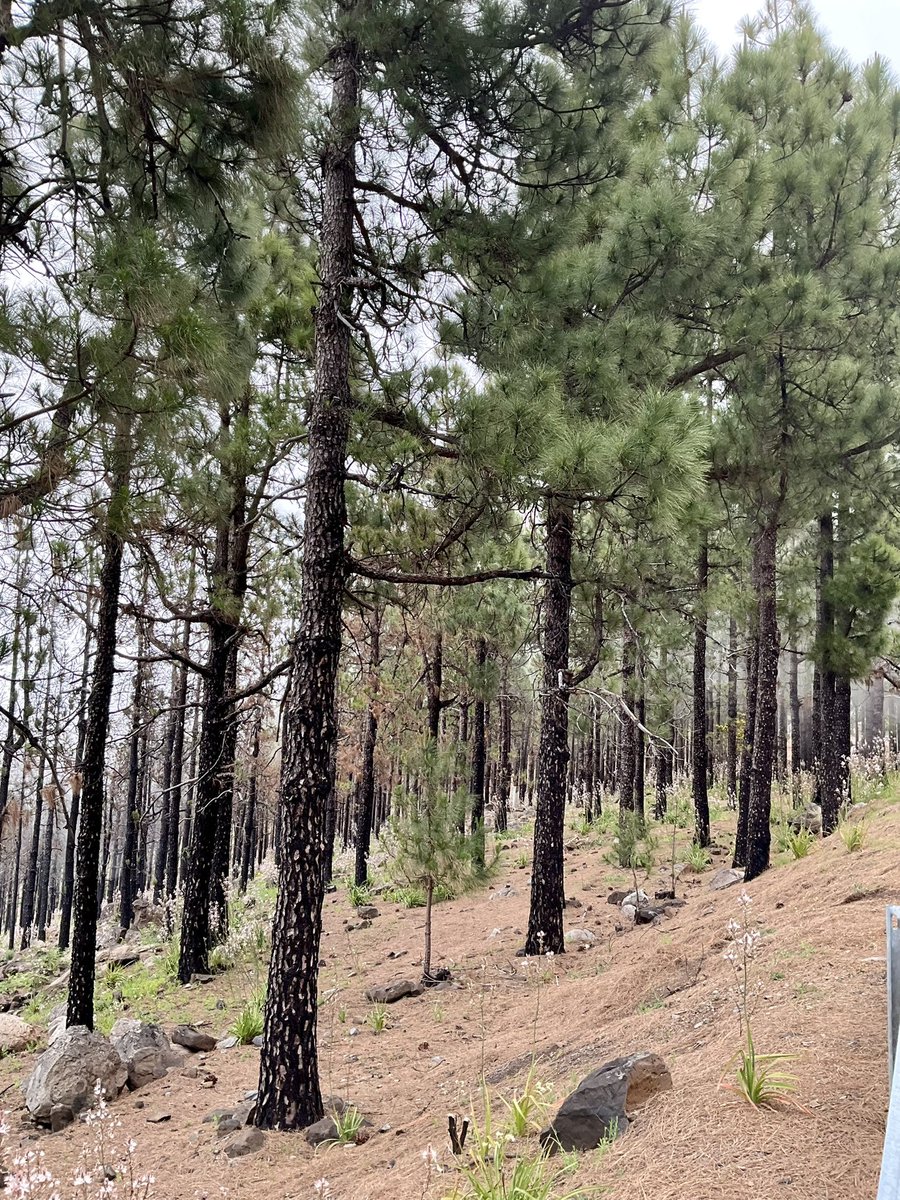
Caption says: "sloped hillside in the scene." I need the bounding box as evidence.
[4,793,898,1200]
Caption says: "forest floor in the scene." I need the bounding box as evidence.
[2,782,898,1200]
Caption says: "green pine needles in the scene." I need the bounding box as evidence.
[390,740,491,983]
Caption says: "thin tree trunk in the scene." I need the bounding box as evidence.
[692,539,710,846]
[67,434,129,1029]
[726,617,738,807]
[354,616,380,888]
[744,519,780,882]
[525,493,573,957]
[469,637,487,867]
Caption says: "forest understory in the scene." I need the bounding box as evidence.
[0,778,894,1200]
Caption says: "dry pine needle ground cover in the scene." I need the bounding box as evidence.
[3,791,898,1200]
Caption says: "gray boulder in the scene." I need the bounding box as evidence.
[109,1018,182,1090]
[23,1026,127,1126]
[540,1051,671,1152]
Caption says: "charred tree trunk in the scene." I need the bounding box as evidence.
[255,30,360,1131]
[726,617,738,807]
[525,494,573,957]
[119,638,146,937]
[816,511,841,835]
[495,685,512,834]
[744,519,780,882]
[469,637,487,867]
[353,616,380,888]
[67,438,129,1029]
[692,539,710,846]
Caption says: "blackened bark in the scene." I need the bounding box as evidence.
[178,616,231,980]
[164,644,190,898]
[58,612,92,950]
[67,441,128,1029]
[469,637,487,866]
[525,493,573,957]
[36,785,56,941]
[119,644,146,936]
[734,625,759,869]
[20,674,51,949]
[619,628,643,816]
[726,617,738,806]
[691,540,710,846]
[0,591,24,828]
[744,520,780,882]
[239,712,261,892]
[788,642,801,784]
[425,633,443,742]
[353,617,380,888]
[816,511,841,835]
[255,29,360,1131]
[634,688,645,823]
[495,685,511,833]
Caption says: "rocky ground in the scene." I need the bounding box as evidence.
[0,786,895,1200]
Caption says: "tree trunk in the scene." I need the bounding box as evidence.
[255,27,360,1132]
[119,642,146,936]
[692,540,710,846]
[733,618,759,870]
[469,637,487,867]
[744,519,780,882]
[726,617,738,807]
[354,617,380,888]
[525,493,573,957]
[178,616,231,981]
[815,511,841,835]
[495,684,512,833]
[67,437,129,1029]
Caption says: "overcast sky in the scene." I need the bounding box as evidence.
[690,0,900,70]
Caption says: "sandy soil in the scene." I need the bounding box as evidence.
[5,797,898,1200]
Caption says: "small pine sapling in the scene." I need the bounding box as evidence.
[391,741,485,984]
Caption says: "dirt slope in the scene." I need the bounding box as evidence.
[8,798,899,1200]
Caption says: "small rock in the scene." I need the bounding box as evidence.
[134,1100,145,1110]
[146,1113,171,1124]
[304,1116,338,1146]
[564,929,595,949]
[171,1025,217,1053]
[223,1127,265,1159]
[251,1035,263,1048]
[217,1036,239,1050]
[489,885,517,900]
[622,890,649,908]
[356,906,380,920]
[709,868,744,891]
[49,1104,74,1133]
[365,979,424,1004]
[0,1013,37,1054]
[190,973,215,985]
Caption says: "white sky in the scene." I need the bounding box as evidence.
[691,0,900,70]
